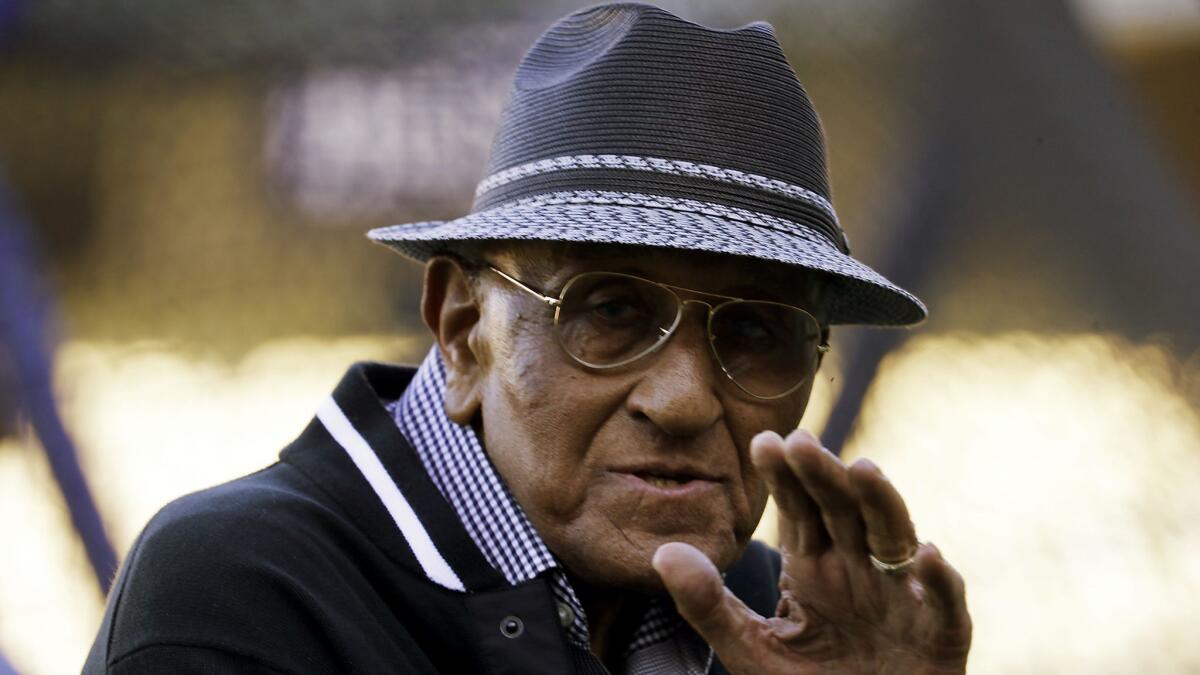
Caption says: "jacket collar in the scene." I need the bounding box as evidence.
[280,361,506,592]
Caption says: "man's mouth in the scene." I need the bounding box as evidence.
[636,473,693,488]
[612,462,722,494]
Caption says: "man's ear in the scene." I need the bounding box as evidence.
[421,256,484,426]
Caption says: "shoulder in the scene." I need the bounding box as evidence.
[139,462,328,547]
[724,539,782,618]
[90,463,359,672]
[736,539,782,574]
[124,462,337,580]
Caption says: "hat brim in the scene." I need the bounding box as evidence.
[367,201,926,327]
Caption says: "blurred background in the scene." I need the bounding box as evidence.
[1,0,1198,672]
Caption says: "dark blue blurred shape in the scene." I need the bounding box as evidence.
[0,646,19,675]
[0,0,24,43]
[0,172,117,596]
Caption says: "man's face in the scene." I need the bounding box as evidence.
[440,243,821,593]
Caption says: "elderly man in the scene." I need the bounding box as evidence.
[85,4,971,674]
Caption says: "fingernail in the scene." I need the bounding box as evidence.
[752,430,783,445]
[782,428,813,448]
[651,543,678,573]
[853,457,887,479]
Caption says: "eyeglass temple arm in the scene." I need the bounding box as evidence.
[488,266,561,307]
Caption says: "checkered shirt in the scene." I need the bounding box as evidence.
[388,347,712,674]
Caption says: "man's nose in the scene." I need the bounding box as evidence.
[624,312,723,437]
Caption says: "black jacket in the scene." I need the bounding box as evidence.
[84,362,782,674]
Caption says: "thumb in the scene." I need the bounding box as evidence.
[652,542,757,653]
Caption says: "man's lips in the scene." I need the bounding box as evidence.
[608,462,724,495]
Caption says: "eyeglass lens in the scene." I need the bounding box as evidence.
[554,272,821,398]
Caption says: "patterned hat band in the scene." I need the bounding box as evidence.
[471,154,850,253]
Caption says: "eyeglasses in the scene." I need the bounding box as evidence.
[486,265,829,400]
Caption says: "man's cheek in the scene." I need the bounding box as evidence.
[731,474,771,540]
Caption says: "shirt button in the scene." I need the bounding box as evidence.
[556,602,574,628]
[499,615,524,639]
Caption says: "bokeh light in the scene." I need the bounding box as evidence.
[847,332,1200,674]
[1,1,1197,673]
[0,336,423,674]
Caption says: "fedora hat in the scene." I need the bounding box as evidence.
[368,2,925,326]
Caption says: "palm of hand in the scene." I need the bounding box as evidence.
[653,430,971,675]
[761,547,970,675]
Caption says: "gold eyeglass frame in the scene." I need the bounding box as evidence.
[486,265,830,400]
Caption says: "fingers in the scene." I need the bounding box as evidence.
[756,429,922,581]
[778,430,868,558]
[652,542,758,654]
[848,458,918,564]
[750,431,827,554]
[750,427,971,662]
[914,544,971,633]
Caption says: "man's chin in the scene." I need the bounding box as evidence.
[577,563,671,596]
[556,527,745,594]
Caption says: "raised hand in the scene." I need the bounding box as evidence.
[653,429,971,675]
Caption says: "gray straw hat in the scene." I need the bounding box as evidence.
[368,2,926,326]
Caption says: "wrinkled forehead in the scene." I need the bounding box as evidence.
[463,240,826,311]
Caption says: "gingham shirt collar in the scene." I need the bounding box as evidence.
[389,347,712,674]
